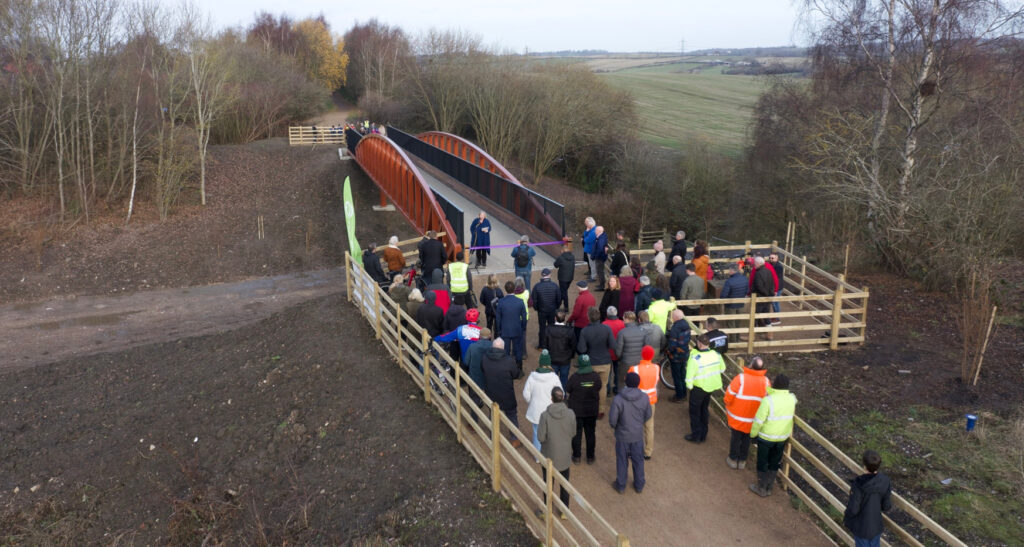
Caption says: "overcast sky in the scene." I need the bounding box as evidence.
[195,0,805,52]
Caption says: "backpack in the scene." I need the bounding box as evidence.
[514,244,530,268]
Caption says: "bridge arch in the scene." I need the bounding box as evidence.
[351,133,459,257]
[417,132,524,187]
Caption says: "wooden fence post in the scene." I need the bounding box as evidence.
[860,287,870,346]
[422,330,431,404]
[830,275,845,350]
[843,244,850,279]
[617,534,631,547]
[395,299,404,359]
[787,222,796,267]
[455,363,463,444]
[798,256,807,310]
[781,441,792,492]
[545,458,554,544]
[491,402,502,492]
[747,294,757,354]
[345,252,352,303]
[744,240,751,255]
[373,285,382,340]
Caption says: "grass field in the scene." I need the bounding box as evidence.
[599,62,771,155]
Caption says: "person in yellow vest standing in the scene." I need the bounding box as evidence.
[723,356,770,469]
[749,374,797,497]
[684,334,726,443]
[447,251,474,307]
[628,345,660,460]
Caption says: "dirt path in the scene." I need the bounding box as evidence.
[0,270,344,374]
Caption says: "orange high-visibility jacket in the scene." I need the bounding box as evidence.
[629,360,660,405]
[723,367,770,433]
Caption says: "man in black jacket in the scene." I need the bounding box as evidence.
[577,307,615,417]
[481,338,524,447]
[553,243,576,312]
[363,244,388,285]
[669,230,688,263]
[416,291,445,337]
[567,355,602,464]
[419,230,447,282]
[752,256,775,333]
[545,310,576,386]
[669,255,688,299]
[843,450,893,547]
[532,268,562,350]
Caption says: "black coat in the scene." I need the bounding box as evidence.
[577,322,615,365]
[480,286,504,318]
[444,304,468,333]
[544,324,576,366]
[364,250,388,283]
[554,251,576,283]
[416,302,445,337]
[753,266,775,297]
[609,249,629,278]
[420,239,446,272]
[670,239,688,262]
[844,472,893,539]
[599,289,620,321]
[669,262,688,299]
[566,370,602,418]
[634,285,655,312]
[482,346,522,411]
[531,278,562,313]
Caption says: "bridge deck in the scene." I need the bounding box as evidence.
[417,164,547,277]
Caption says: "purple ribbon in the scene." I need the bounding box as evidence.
[468,240,564,251]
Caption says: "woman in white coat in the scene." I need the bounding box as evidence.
[523,350,563,453]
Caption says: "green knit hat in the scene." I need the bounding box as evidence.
[576,354,593,374]
[537,349,552,373]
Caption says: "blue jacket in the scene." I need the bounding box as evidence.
[582,227,596,255]
[495,294,528,338]
[470,217,491,254]
[435,322,482,362]
[667,318,692,364]
[720,272,749,309]
[531,278,562,313]
[592,233,608,261]
[511,244,535,270]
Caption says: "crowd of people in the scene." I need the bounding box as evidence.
[361,219,893,545]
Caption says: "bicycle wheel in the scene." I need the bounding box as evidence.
[660,357,675,390]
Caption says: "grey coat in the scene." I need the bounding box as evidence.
[538,402,577,472]
[608,387,651,443]
[680,274,705,303]
[615,323,647,368]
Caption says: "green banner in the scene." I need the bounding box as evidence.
[343,176,362,266]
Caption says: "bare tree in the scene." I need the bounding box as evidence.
[181,4,228,205]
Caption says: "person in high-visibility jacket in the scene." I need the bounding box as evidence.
[723,356,770,470]
[447,251,474,305]
[684,334,725,443]
[628,345,660,460]
[748,374,797,497]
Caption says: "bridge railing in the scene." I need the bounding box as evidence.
[386,126,565,242]
[431,189,465,250]
[345,252,629,547]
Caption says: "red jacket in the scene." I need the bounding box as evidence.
[603,318,625,360]
[569,290,596,329]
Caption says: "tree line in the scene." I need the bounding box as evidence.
[0,2,347,223]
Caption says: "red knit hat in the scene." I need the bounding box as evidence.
[642,345,655,361]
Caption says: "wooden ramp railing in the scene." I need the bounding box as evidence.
[680,323,968,546]
[633,241,869,353]
[288,126,347,145]
[346,252,628,547]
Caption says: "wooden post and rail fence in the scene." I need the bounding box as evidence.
[631,240,869,353]
[346,251,628,547]
[680,320,967,546]
[347,236,963,545]
[288,126,347,146]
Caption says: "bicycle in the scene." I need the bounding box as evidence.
[660,355,676,390]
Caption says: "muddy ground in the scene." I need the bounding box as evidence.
[0,140,532,544]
